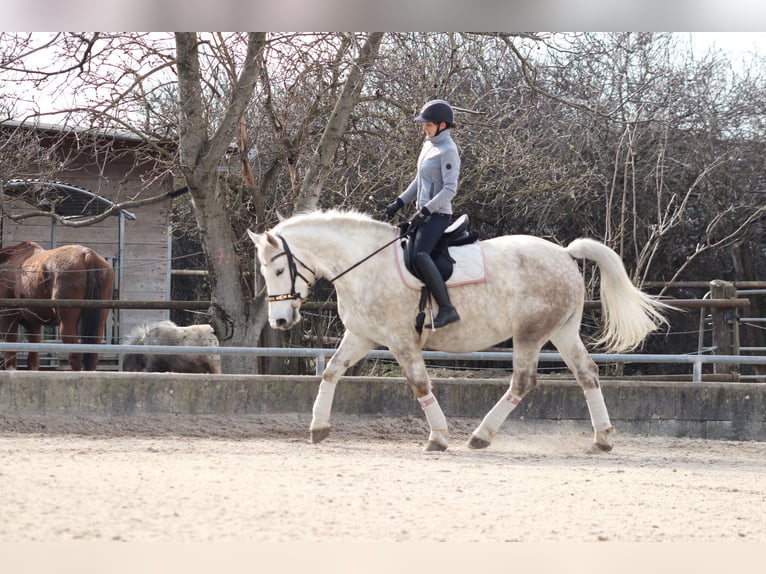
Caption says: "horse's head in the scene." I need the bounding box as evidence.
[0,241,42,266]
[248,229,314,330]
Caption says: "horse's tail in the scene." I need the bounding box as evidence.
[80,250,114,370]
[121,324,151,371]
[124,324,151,346]
[566,238,673,353]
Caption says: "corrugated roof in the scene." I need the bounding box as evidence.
[1,179,137,220]
[0,118,147,143]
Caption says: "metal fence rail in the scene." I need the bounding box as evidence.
[2,342,765,382]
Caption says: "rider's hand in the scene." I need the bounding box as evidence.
[384,198,404,219]
[406,207,430,232]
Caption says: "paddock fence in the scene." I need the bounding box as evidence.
[1,342,765,384]
[0,279,764,382]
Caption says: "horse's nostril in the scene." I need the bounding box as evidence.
[275,318,288,328]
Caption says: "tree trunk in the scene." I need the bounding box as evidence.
[190,174,268,373]
[175,32,268,373]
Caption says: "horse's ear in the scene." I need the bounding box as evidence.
[248,229,279,250]
[276,211,287,223]
[264,232,280,248]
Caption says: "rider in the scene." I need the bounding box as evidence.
[385,99,461,329]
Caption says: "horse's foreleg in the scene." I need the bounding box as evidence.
[552,327,614,453]
[310,330,375,444]
[468,348,539,449]
[2,322,19,370]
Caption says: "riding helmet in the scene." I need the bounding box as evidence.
[414,99,454,126]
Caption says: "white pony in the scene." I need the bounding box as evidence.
[248,210,670,452]
[122,320,222,374]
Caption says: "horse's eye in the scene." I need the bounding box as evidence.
[275,268,284,277]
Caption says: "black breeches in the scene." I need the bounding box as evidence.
[412,213,451,261]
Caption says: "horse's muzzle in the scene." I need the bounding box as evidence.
[272,317,293,330]
[269,307,301,330]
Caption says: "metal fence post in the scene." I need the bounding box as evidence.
[315,353,326,376]
[693,359,702,383]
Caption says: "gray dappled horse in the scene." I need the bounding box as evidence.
[249,210,670,453]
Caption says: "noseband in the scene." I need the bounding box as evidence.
[266,235,316,303]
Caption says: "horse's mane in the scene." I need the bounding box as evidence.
[272,209,391,234]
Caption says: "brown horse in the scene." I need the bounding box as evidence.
[0,241,115,371]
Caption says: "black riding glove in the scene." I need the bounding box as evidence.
[385,197,404,219]
[406,207,430,233]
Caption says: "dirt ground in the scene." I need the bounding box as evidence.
[1,412,765,542]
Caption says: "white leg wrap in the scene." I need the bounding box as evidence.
[584,387,612,432]
[310,380,337,430]
[478,389,521,437]
[418,392,448,432]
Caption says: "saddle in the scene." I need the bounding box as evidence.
[400,214,479,282]
[398,214,481,334]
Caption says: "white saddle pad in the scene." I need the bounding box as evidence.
[394,238,487,291]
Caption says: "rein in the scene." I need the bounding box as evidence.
[266,230,403,302]
[326,234,402,283]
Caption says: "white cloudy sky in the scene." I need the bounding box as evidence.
[692,32,766,56]
[4,1,766,32]
[5,31,766,123]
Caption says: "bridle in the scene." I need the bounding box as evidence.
[264,231,403,303]
[265,235,316,303]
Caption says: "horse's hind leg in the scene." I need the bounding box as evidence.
[25,326,43,370]
[310,330,375,444]
[390,347,449,452]
[58,311,83,371]
[551,322,614,453]
[468,345,540,449]
[82,308,110,371]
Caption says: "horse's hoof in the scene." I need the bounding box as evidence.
[588,427,614,453]
[424,440,447,452]
[310,427,331,444]
[467,436,491,450]
[587,442,613,454]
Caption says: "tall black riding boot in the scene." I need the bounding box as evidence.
[414,252,461,329]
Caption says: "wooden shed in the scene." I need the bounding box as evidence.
[0,120,176,353]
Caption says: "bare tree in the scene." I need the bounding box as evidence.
[171,33,267,372]
[295,33,383,212]
[2,32,764,370]
[453,33,765,287]
[1,32,388,372]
